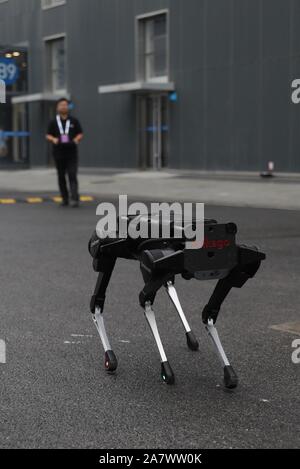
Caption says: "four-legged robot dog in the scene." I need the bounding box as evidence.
[89,215,265,389]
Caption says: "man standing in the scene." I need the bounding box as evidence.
[46,98,83,207]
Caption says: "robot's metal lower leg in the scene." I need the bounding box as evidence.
[93,307,118,372]
[166,281,199,351]
[144,301,175,385]
[205,319,238,389]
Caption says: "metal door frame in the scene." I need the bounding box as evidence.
[137,92,169,170]
[151,94,162,170]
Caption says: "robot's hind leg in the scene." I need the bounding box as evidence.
[205,319,238,389]
[201,247,264,389]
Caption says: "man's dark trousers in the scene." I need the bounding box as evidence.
[54,154,79,203]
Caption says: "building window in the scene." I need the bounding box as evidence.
[42,0,66,9]
[137,11,168,82]
[45,36,66,92]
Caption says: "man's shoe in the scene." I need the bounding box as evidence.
[70,200,79,208]
[60,200,69,207]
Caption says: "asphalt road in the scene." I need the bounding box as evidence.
[0,196,299,449]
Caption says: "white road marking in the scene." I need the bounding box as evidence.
[270,321,300,337]
[0,340,6,363]
[71,334,93,338]
[64,341,82,345]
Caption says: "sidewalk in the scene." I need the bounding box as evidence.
[0,167,299,210]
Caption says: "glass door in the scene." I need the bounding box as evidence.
[12,102,29,164]
[137,94,169,169]
[0,45,29,167]
[0,101,29,166]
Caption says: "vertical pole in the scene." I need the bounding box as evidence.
[0,79,6,104]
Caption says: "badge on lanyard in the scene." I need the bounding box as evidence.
[56,115,71,144]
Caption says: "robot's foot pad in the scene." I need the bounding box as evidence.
[223,365,238,389]
[186,331,199,351]
[105,350,118,372]
[161,361,175,385]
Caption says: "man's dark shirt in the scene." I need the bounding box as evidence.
[47,116,83,157]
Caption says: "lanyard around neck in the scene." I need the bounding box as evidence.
[56,115,71,136]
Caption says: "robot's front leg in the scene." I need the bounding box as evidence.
[165,281,199,351]
[93,307,118,372]
[90,256,118,373]
[144,301,175,385]
[205,319,238,389]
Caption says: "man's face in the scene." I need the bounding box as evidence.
[57,100,69,115]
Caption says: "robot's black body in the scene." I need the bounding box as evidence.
[89,215,265,389]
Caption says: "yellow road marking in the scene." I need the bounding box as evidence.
[52,196,63,203]
[26,197,43,204]
[0,199,16,204]
[80,196,94,202]
[0,196,95,204]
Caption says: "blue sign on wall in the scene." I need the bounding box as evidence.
[0,58,19,86]
[169,91,178,102]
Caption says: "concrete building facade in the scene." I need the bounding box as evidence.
[0,0,299,172]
